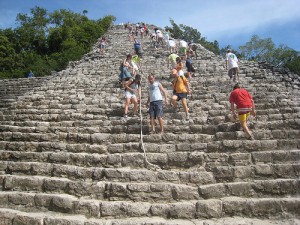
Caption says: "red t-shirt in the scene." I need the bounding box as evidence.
[229,88,253,109]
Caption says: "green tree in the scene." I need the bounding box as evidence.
[165,19,220,54]
[0,7,115,79]
[239,35,275,61]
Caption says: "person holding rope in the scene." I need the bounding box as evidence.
[229,83,256,140]
[146,74,168,134]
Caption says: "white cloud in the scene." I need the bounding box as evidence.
[184,0,300,36]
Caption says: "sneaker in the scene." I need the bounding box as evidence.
[123,114,128,118]
[186,113,190,120]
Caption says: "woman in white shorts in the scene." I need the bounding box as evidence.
[123,75,141,118]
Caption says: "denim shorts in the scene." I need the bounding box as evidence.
[149,100,163,119]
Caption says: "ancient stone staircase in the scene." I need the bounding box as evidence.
[0,25,299,225]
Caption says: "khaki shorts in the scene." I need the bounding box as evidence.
[228,67,238,78]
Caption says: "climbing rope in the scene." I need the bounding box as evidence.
[139,76,161,171]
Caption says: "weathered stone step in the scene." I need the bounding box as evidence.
[1,156,299,181]
[0,161,215,185]
[0,191,299,220]
[215,130,299,141]
[1,208,298,225]
[1,174,298,203]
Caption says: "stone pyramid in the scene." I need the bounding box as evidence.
[0,25,299,225]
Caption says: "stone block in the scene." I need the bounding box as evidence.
[273,164,295,178]
[260,140,278,150]
[129,170,156,182]
[43,178,68,193]
[167,152,188,167]
[85,154,107,167]
[158,144,176,153]
[127,202,151,217]
[106,183,129,199]
[34,193,53,208]
[0,208,14,224]
[51,195,75,213]
[101,201,128,217]
[214,166,234,182]
[189,172,215,185]
[169,202,196,219]
[222,197,249,217]
[150,203,170,217]
[9,193,35,207]
[187,152,204,166]
[252,152,272,164]
[7,162,31,174]
[171,185,200,201]
[229,153,251,166]
[13,214,43,225]
[147,153,168,168]
[254,164,273,176]
[44,217,85,225]
[107,144,124,153]
[249,198,282,217]
[73,200,100,217]
[176,143,191,151]
[227,182,254,197]
[106,154,122,167]
[243,140,262,151]
[233,166,253,180]
[156,171,178,183]
[122,153,144,167]
[195,199,222,218]
[90,133,110,144]
[199,183,227,199]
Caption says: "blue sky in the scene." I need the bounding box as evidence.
[0,0,300,51]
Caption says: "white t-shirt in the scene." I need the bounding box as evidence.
[179,40,188,48]
[156,30,163,38]
[226,52,238,69]
[169,40,176,48]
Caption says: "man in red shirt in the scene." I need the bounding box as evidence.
[230,83,256,140]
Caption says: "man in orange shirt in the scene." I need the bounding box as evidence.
[171,69,191,120]
[230,83,256,140]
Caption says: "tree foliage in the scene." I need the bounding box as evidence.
[0,6,115,78]
[165,19,220,54]
[238,35,300,74]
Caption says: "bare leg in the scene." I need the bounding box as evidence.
[158,117,164,133]
[124,98,131,115]
[132,97,138,114]
[150,117,155,132]
[240,120,252,137]
[171,95,178,108]
[181,98,189,114]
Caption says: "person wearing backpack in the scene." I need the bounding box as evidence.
[171,69,191,120]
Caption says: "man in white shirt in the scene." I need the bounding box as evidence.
[226,49,239,81]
